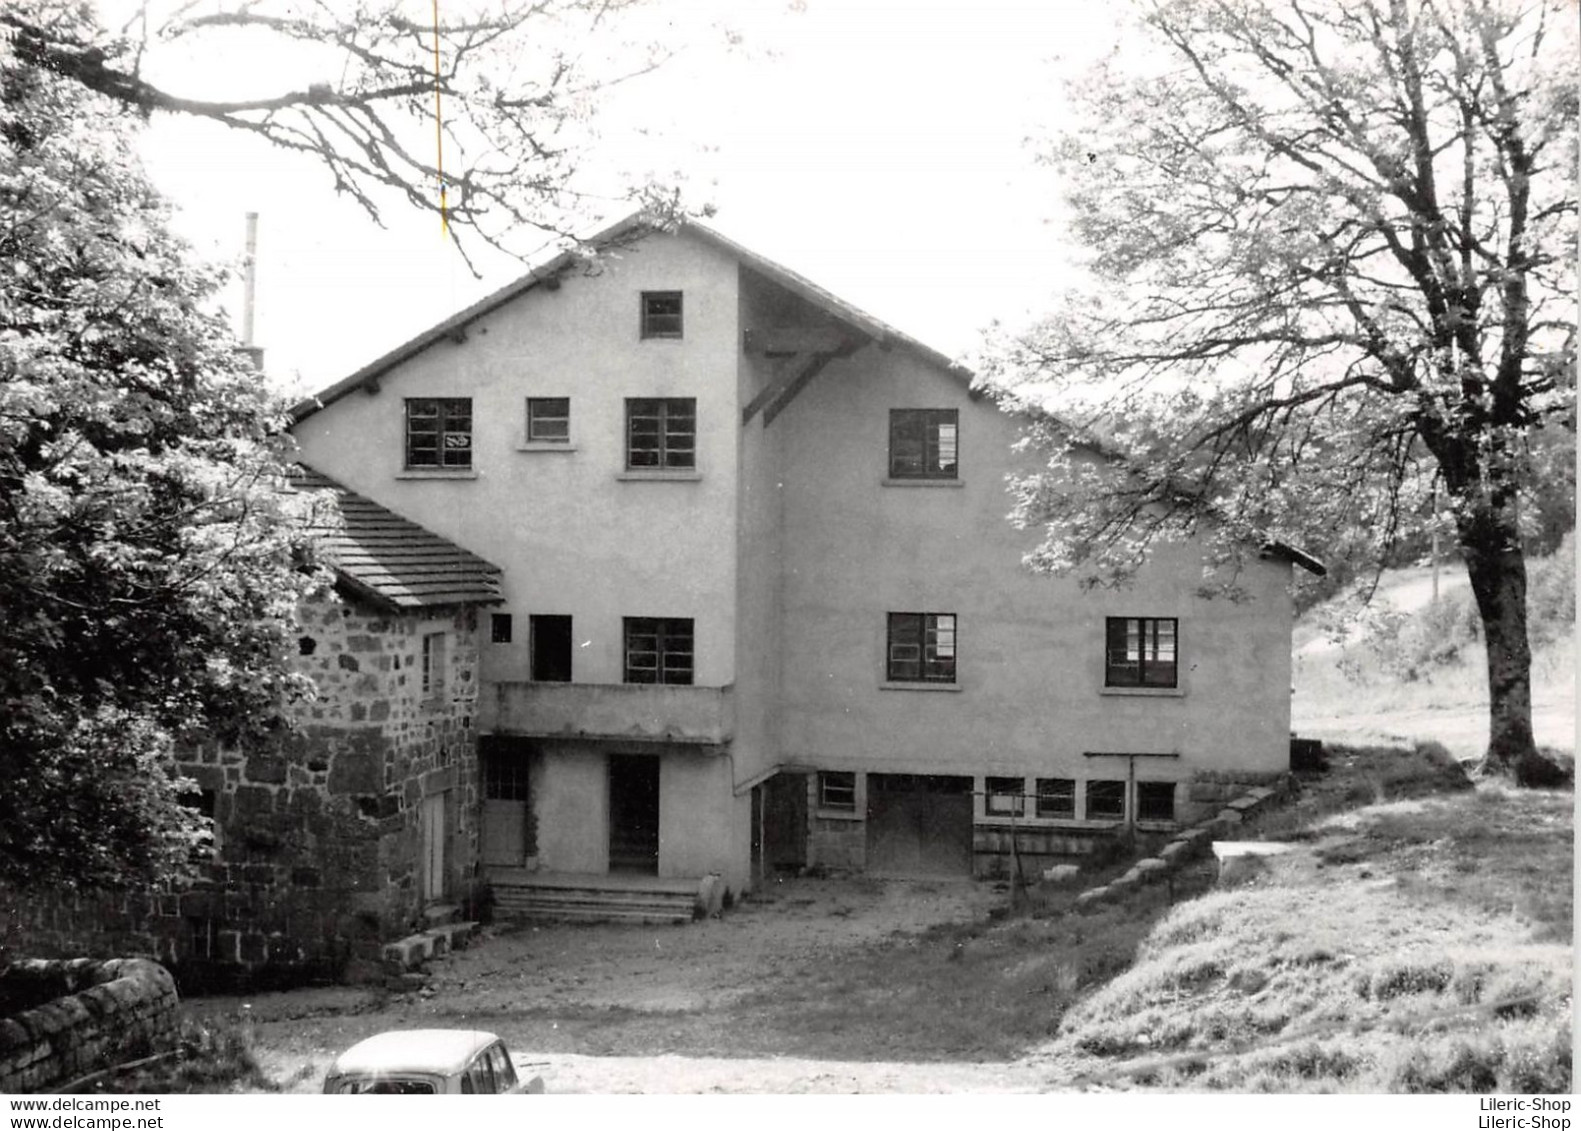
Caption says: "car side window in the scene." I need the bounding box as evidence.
[487,1043,517,1090]
[467,1055,496,1094]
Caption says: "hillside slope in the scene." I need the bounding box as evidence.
[1292,547,1575,760]
[1031,744,1572,1092]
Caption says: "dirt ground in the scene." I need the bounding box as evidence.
[197,877,1071,1093]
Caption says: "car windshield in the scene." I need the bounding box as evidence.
[331,1077,438,1095]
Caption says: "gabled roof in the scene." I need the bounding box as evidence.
[288,214,973,423]
[289,466,504,610]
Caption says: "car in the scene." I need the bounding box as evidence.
[322,1029,546,1094]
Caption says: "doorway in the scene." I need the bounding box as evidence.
[420,791,449,902]
[865,773,972,877]
[608,754,660,874]
[481,740,534,868]
[755,772,808,875]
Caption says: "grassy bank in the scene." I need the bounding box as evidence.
[1033,743,1572,1092]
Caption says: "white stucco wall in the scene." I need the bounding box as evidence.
[292,231,744,687]
[770,343,1296,789]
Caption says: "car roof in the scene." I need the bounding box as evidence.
[328,1029,502,1077]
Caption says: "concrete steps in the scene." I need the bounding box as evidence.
[489,872,717,925]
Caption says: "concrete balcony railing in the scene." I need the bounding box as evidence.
[480,680,735,746]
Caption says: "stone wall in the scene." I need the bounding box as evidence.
[1183,769,1291,825]
[0,590,487,990]
[0,959,177,1093]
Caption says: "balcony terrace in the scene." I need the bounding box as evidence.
[479,680,735,746]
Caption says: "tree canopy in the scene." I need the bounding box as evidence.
[983,0,1576,784]
[1,10,325,889]
[2,0,709,266]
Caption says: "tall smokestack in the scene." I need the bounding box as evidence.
[240,212,263,371]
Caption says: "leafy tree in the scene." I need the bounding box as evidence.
[1,10,324,889]
[984,0,1575,784]
[2,0,710,266]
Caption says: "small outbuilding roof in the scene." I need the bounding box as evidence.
[289,466,504,610]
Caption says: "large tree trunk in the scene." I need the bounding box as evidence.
[1457,510,1566,786]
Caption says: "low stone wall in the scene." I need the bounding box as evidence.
[1071,781,1288,913]
[0,959,178,1093]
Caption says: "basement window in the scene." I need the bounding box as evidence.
[819,771,856,811]
[1085,780,1126,821]
[1137,781,1176,822]
[985,776,1025,816]
[1035,778,1076,819]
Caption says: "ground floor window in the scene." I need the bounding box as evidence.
[1035,778,1075,819]
[984,776,1025,816]
[484,753,532,802]
[1085,780,1126,820]
[818,771,856,811]
[1136,781,1176,822]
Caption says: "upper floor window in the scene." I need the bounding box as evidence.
[889,409,958,479]
[627,398,696,471]
[421,632,447,696]
[490,613,513,644]
[624,617,694,685]
[1036,778,1076,819]
[886,612,957,683]
[640,291,683,338]
[406,398,472,469]
[526,397,571,443]
[1105,617,1178,688]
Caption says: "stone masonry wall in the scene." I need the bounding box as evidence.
[804,776,866,872]
[0,959,178,1093]
[0,591,486,991]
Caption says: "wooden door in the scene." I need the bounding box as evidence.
[421,792,448,901]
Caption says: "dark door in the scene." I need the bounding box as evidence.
[608,754,660,874]
[865,773,972,877]
[762,772,808,873]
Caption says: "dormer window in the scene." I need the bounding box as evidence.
[641,291,683,339]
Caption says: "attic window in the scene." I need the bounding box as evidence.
[526,397,570,443]
[640,292,683,339]
[406,398,472,469]
[889,409,958,479]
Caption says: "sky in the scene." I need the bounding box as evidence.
[112,0,1127,397]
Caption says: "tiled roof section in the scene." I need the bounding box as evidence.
[288,466,504,610]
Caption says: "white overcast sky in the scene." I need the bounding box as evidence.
[110,0,1127,396]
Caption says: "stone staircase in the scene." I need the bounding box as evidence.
[488,870,719,925]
